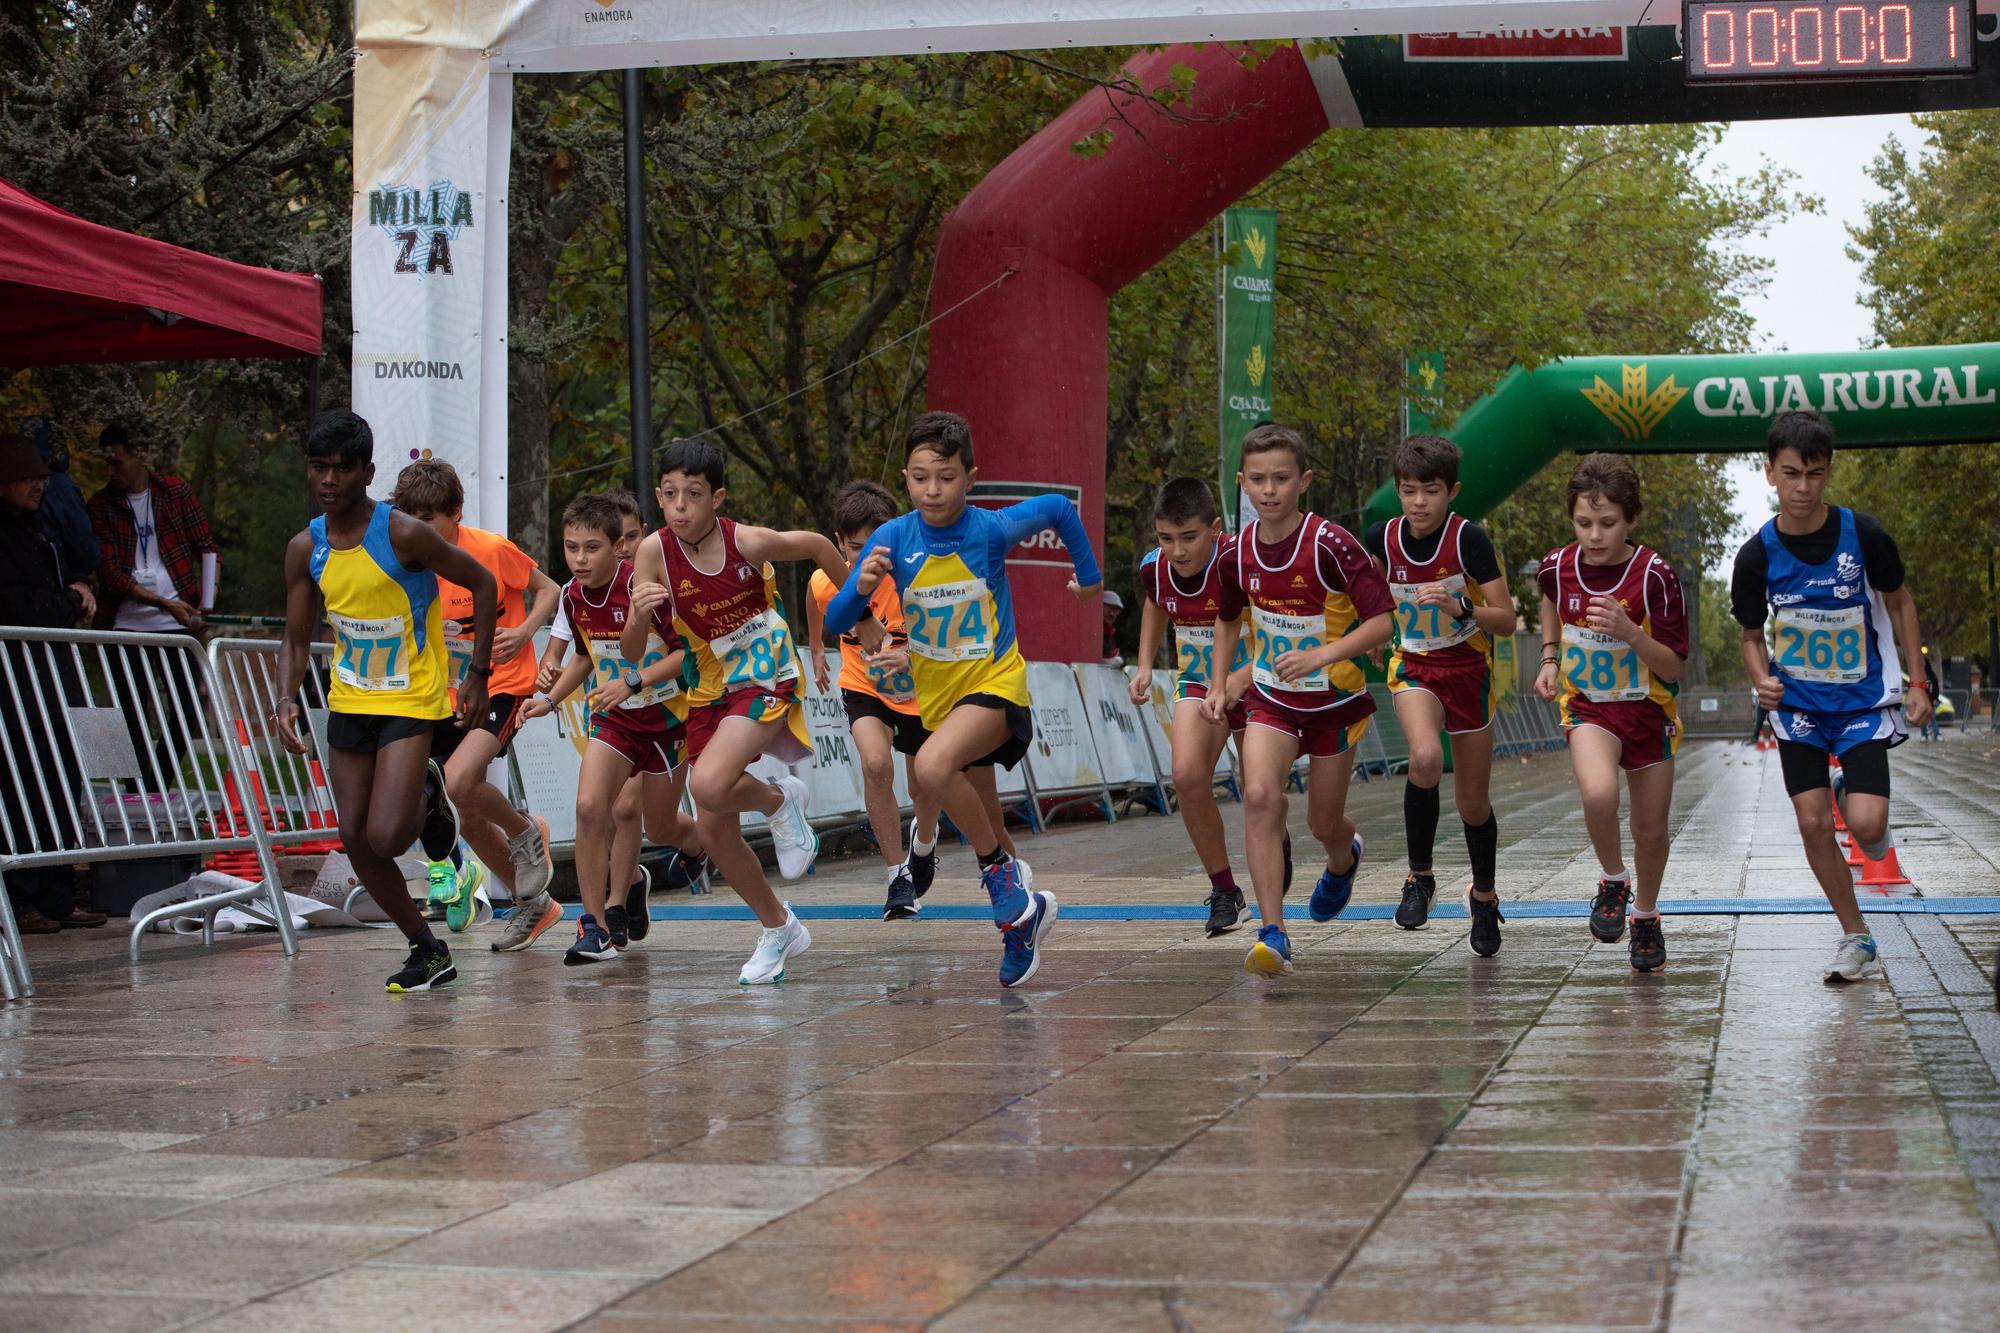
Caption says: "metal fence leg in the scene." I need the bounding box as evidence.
[0,870,36,1000]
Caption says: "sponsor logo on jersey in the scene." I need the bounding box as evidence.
[1837,552,1862,583]
[1292,574,1308,588]
[1833,584,1856,600]
[1771,592,1805,606]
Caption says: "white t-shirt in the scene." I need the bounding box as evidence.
[113,490,181,632]
[549,584,573,643]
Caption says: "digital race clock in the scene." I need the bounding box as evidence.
[1684,1,1975,80]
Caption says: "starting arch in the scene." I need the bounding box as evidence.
[351,2,2000,660]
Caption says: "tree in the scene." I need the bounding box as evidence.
[1845,110,2000,663]
[0,1,352,614]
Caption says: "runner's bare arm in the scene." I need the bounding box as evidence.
[272,530,320,754]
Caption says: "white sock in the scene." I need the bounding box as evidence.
[1602,868,1630,884]
[911,828,936,857]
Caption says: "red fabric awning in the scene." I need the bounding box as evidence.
[0,177,322,367]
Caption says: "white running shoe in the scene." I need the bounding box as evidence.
[1823,932,1884,983]
[769,775,818,880]
[739,906,810,984]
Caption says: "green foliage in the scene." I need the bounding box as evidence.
[1845,111,2000,659]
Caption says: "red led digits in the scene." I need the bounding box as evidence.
[1703,6,1738,67]
[1791,6,1824,64]
[1685,0,1974,79]
[1879,4,1912,63]
[1833,5,1868,64]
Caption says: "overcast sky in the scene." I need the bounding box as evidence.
[1701,113,1928,573]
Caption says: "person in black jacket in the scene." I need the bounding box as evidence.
[0,433,107,933]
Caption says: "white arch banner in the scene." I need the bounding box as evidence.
[349,0,1659,526]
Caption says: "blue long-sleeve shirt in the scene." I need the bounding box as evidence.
[825,496,1101,726]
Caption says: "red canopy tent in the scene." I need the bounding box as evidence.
[0,177,322,367]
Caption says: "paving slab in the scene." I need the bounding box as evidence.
[2,734,1997,1329]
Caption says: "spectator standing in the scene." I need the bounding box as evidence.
[0,433,107,933]
[87,424,219,781]
[1101,588,1125,666]
[22,415,99,582]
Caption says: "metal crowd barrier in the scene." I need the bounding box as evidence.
[0,628,302,1000]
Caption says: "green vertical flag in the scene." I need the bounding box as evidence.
[1405,350,1445,436]
[1217,207,1277,532]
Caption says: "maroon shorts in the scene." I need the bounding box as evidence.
[1388,654,1496,735]
[1244,689,1375,759]
[684,688,812,765]
[1560,696,1680,772]
[589,712,683,776]
[1178,681,1248,733]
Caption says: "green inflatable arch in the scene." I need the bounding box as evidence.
[1360,343,2000,531]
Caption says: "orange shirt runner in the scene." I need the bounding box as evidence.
[808,569,918,715]
[439,524,540,699]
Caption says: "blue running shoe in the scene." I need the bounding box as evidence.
[564,914,621,967]
[1309,834,1363,923]
[660,847,710,894]
[982,856,1031,929]
[1245,923,1293,977]
[999,891,1058,988]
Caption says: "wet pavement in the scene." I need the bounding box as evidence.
[4,734,1999,1330]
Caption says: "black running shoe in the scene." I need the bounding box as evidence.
[1395,873,1436,930]
[905,819,939,899]
[883,867,920,921]
[626,866,652,941]
[1280,834,1294,899]
[1589,878,1633,943]
[1204,886,1249,937]
[660,847,707,892]
[1468,893,1504,957]
[1629,914,1666,972]
[604,903,630,950]
[418,759,460,863]
[386,939,456,993]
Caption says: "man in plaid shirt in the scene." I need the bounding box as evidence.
[87,424,217,634]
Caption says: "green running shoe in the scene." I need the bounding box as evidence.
[446,858,483,933]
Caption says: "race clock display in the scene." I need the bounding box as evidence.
[1684,1,1975,80]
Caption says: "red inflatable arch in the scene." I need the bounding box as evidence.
[928,44,1329,663]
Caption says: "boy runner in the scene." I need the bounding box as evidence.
[625,439,845,985]
[1206,424,1395,978]
[273,411,497,993]
[389,461,560,944]
[1533,453,1687,974]
[807,481,1008,920]
[541,494,707,945]
[825,411,1101,987]
[1364,435,1517,955]
[1128,478,1261,936]
[1731,409,1930,983]
[520,494,690,965]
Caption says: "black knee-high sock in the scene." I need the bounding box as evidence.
[1464,814,1499,892]
[1405,782,1440,874]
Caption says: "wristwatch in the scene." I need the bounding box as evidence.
[465,662,492,677]
[622,666,644,690]
[1454,595,1474,621]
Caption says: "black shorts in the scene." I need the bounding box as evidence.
[841,689,930,757]
[960,692,1033,772]
[429,694,525,760]
[326,712,438,755]
[1779,738,1891,799]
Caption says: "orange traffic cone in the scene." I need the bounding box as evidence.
[1844,833,1865,867]
[1859,845,1911,888]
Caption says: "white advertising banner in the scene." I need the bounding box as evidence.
[1073,664,1157,791]
[1022,661,1108,799]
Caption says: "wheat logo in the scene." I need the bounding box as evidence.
[1246,344,1268,388]
[1244,227,1269,270]
[1582,364,1688,439]
[1416,360,1439,392]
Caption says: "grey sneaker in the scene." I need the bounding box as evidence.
[491,891,562,953]
[1823,932,1883,983]
[507,815,554,902]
